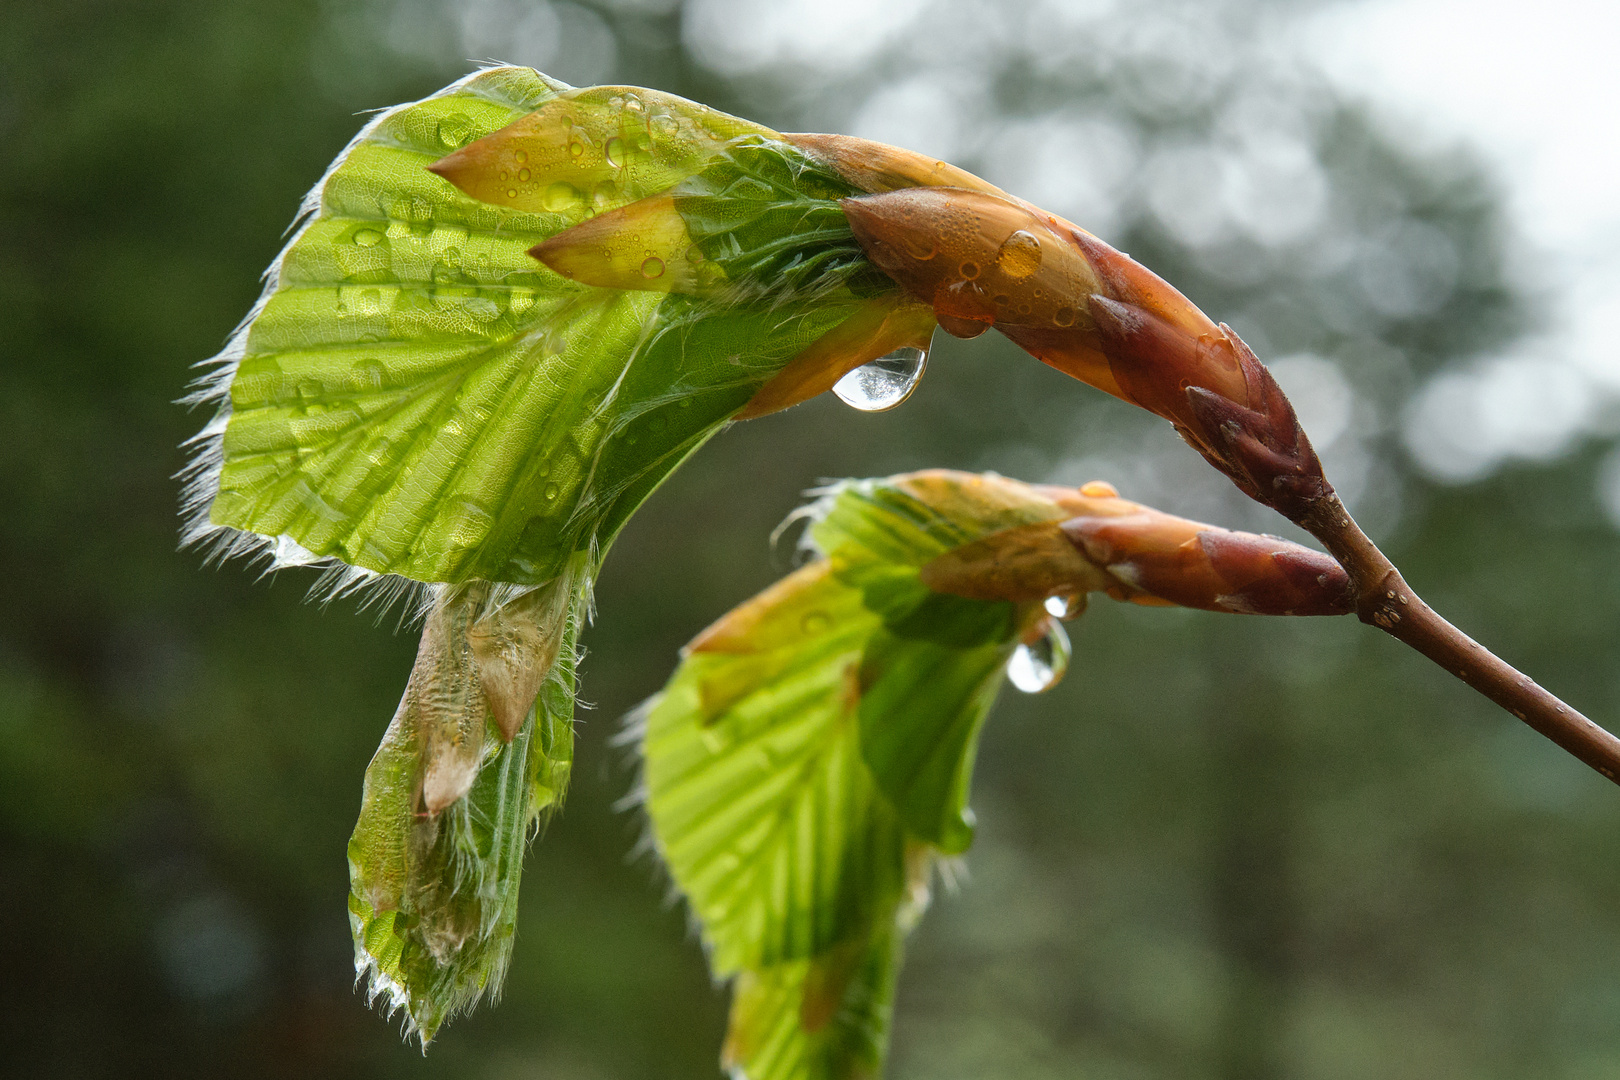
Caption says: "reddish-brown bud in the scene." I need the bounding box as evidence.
[841,183,1332,522]
[1060,512,1350,616]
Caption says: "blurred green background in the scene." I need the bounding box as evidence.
[5,1,1620,1077]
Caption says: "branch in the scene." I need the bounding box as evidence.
[1180,327,1620,784]
[1297,492,1620,785]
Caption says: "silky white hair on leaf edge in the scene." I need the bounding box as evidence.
[175,65,565,616]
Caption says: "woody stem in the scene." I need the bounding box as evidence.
[1297,493,1620,786]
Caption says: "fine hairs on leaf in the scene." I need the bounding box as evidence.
[181,66,1619,1077]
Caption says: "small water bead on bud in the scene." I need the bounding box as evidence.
[995,230,1042,279]
[832,346,928,411]
[1007,619,1071,693]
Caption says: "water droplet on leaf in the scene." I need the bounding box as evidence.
[1054,306,1077,327]
[1007,619,1071,693]
[640,256,665,279]
[800,610,832,634]
[832,343,929,412]
[435,114,470,149]
[604,136,625,168]
[543,182,581,212]
[351,228,384,248]
[959,260,981,280]
[543,482,561,501]
[518,168,531,182]
[996,229,1042,278]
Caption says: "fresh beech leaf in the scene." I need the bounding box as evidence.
[185,68,907,588]
[640,563,908,975]
[856,632,1016,853]
[722,919,912,1080]
[640,472,1092,1078]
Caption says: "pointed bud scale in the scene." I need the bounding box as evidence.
[530,193,708,292]
[784,132,1011,199]
[427,85,771,217]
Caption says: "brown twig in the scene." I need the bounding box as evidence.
[1295,493,1620,785]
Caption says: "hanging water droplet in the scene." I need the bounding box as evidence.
[1007,619,1071,693]
[832,343,929,412]
[1044,594,1085,620]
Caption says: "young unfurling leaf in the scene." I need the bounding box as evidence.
[347,569,583,1042]
[638,470,1346,1079]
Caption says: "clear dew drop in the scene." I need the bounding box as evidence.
[1007,619,1071,694]
[640,255,665,279]
[800,610,832,634]
[435,114,470,149]
[832,342,929,412]
[604,136,625,168]
[543,182,581,212]
[351,228,384,248]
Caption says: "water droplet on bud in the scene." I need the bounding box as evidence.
[1007,619,1071,693]
[833,342,929,412]
[996,229,1042,278]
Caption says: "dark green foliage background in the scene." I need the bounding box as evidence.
[3,2,1618,1078]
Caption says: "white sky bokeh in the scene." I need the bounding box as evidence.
[1303,0,1620,487]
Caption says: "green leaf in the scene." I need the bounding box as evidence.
[641,563,907,974]
[187,68,900,588]
[641,471,1088,1077]
[347,568,582,1043]
[855,631,1014,853]
[723,921,909,1080]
